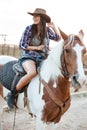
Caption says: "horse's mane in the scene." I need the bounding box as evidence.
[40,40,64,82]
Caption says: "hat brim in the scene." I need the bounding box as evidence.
[27,12,51,23]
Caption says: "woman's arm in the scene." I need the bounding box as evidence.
[47,22,59,35]
[47,22,61,41]
[26,45,45,51]
[19,25,32,50]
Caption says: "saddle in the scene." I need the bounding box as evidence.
[13,62,26,75]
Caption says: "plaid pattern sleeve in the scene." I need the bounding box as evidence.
[19,25,32,50]
[47,27,60,41]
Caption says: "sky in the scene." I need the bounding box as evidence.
[0,0,87,47]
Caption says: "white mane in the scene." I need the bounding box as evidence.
[40,39,64,82]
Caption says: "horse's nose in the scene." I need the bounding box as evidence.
[77,76,86,86]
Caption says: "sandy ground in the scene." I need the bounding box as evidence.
[0,87,87,130]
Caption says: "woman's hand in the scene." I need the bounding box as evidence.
[37,45,45,51]
[47,22,61,40]
[47,22,56,29]
[26,45,45,51]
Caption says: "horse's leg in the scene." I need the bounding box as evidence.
[36,113,56,130]
[17,93,25,108]
[36,113,46,130]
[47,123,57,130]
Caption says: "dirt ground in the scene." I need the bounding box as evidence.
[1,85,87,130]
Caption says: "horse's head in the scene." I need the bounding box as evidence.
[59,28,86,87]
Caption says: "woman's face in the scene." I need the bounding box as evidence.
[33,15,41,24]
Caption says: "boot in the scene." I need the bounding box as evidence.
[7,87,18,108]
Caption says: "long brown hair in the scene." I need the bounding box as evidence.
[30,15,47,45]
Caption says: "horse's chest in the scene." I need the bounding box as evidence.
[41,76,71,123]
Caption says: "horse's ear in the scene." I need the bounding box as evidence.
[58,27,68,41]
[78,29,84,40]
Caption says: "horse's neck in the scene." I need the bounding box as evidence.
[57,76,70,99]
[40,41,63,82]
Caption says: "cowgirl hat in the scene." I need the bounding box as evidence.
[27,8,51,23]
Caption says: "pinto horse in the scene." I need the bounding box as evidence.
[0,29,86,130]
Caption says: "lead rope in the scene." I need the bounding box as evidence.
[13,106,16,130]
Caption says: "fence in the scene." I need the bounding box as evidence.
[0,43,22,58]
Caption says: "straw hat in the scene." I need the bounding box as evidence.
[27,8,51,23]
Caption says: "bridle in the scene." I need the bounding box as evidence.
[61,35,75,78]
[61,49,71,78]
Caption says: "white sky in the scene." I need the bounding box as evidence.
[0,0,87,48]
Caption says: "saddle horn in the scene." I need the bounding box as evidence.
[58,27,68,41]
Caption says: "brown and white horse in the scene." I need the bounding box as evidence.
[0,29,86,130]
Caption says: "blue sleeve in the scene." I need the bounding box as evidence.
[47,27,60,41]
[19,25,32,50]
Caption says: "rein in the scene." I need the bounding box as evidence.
[60,35,75,78]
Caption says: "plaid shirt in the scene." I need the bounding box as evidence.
[19,25,60,57]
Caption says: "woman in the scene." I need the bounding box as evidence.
[7,8,61,108]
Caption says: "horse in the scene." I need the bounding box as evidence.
[0,29,86,130]
[0,55,17,64]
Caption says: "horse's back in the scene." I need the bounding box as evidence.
[0,55,17,64]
